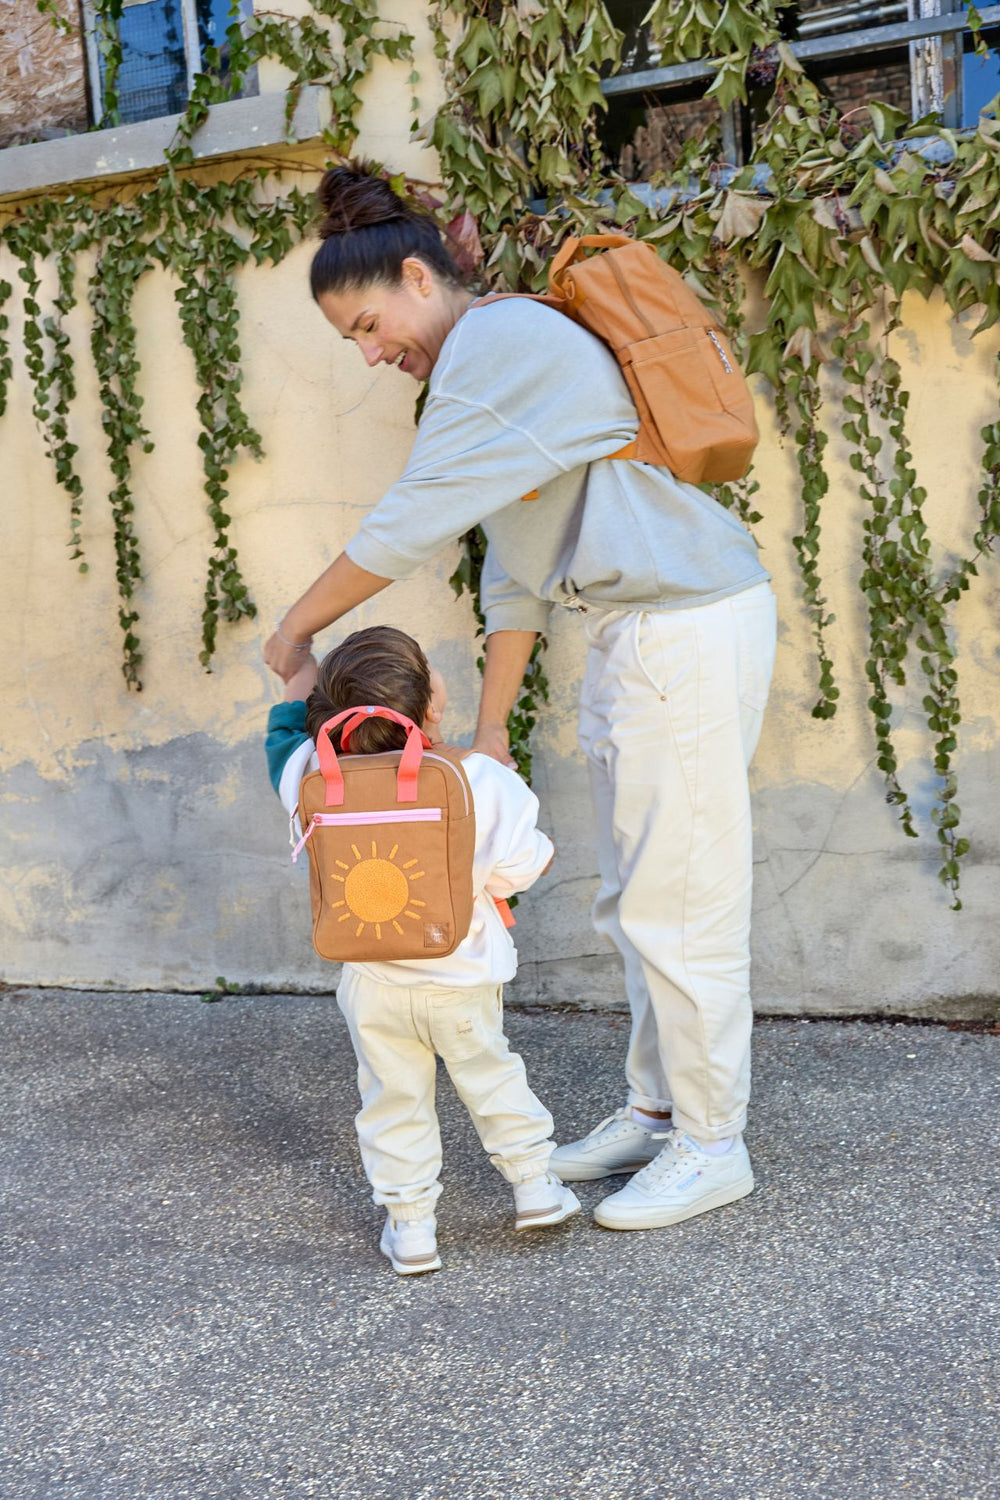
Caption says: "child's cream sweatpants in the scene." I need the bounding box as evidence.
[336,967,555,1220]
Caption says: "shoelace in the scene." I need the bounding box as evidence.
[634,1130,701,1188]
[585,1107,641,1142]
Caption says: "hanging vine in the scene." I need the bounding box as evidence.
[88,197,153,687]
[6,205,87,565]
[8,0,1000,902]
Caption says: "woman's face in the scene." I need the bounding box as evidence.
[317,258,459,383]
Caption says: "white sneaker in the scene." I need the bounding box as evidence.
[513,1173,581,1231]
[593,1130,754,1230]
[549,1107,669,1182]
[379,1214,441,1275]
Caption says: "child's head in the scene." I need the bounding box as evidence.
[306,626,444,753]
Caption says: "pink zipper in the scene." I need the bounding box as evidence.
[292,807,442,862]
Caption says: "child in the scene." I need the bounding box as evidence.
[265,625,579,1275]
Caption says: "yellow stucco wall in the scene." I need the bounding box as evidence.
[1,3,998,1013]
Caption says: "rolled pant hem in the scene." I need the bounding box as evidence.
[671,1107,747,1143]
[489,1146,553,1184]
[372,1187,441,1221]
[627,1089,674,1115]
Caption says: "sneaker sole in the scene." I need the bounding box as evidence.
[379,1240,442,1275]
[593,1175,754,1230]
[514,1198,582,1232]
[547,1158,657,1183]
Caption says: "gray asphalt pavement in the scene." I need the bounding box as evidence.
[1,987,997,1500]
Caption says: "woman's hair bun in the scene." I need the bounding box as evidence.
[310,159,463,298]
[316,164,409,240]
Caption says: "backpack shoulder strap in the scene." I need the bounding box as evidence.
[471,291,563,310]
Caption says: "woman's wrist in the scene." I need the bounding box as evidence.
[475,713,510,735]
[276,613,314,651]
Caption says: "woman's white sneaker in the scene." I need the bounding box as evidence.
[549,1107,670,1182]
[593,1130,754,1230]
[513,1173,581,1231]
[379,1214,442,1274]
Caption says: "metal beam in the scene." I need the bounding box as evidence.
[601,4,1000,95]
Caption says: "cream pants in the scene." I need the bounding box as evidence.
[578,582,777,1141]
[336,967,555,1221]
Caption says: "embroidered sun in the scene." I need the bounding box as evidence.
[329,841,426,940]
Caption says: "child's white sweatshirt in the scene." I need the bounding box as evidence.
[267,704,553,988]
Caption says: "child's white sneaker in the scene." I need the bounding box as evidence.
[549,1107,668,1181]
[513,1172,581,1231]
[379,1213,441,1275]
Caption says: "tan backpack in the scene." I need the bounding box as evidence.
[293,707,475,963]
[483,232,759,489]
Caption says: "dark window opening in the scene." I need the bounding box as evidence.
[100,0,188,125]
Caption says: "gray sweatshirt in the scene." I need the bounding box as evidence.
[344,298,769,636]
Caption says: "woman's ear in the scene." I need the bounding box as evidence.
[401,256,433,297]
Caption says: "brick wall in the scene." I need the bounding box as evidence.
[0,0,89,150]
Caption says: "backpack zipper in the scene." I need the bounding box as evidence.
[292,807,442,862]
[608,253,656,339]
[707,329,734,374]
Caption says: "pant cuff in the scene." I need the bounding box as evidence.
[670,1107,747,1143]
[371,1182,442,1221]
[627,1089,674,1115]
[489,1145,553,1184]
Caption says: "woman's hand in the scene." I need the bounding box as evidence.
[264,624,314,683]
[263,554,393,681]
[471,720,516,768]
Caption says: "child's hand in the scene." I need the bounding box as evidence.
[283,653,318,703]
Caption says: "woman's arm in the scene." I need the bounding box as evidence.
[264,553,392,682]
[472,629,539,764]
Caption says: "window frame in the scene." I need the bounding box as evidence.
[81,0,201,127]
[80,0,258,129]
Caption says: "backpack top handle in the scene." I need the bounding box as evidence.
[547,232,634,291]
[315,706,432,807]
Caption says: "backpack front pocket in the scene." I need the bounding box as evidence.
[624,326,756,483]
[304,813,464,961]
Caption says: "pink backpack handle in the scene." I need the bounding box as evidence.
[315,706,431,807]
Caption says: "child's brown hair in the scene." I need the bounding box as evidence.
[306,626,432,754]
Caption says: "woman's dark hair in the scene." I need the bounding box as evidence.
[306,625,433,754]
[310,163,463,300]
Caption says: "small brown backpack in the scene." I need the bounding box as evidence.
[293,707,475,963]
[483,232,759,488]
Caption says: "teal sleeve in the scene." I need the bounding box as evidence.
[266,701,310,795]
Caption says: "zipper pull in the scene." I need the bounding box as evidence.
[708,329,734,375]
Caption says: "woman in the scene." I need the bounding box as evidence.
[264,164,777,1232]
